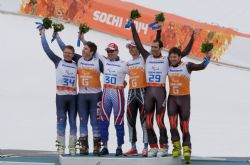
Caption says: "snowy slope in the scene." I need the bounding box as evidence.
[0,12,250,157]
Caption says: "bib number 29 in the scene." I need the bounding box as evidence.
[149,75,161,82]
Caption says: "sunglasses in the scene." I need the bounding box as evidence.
[106,49,116,53]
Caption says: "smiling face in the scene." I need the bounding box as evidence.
[106,43,119,61]
[128,45,139,57]
[151,41,162,57]
[106,49,119,61]
[82,45,93,59]
[168,53,181,66]
[63,47,74,61]
[82,45,90,56]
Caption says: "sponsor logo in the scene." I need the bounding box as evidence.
[169,69,183,72]
[128,62,140,66]
[107,63,121,67]
[62,64,76,69]
[149,61,164,64]
[80,62,95,66]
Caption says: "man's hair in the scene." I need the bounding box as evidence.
[169,47,182,56]
[86,41,97,55]
[64,45,75,54]
[153,39,164,48]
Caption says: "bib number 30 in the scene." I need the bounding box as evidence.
[105,76,117,85]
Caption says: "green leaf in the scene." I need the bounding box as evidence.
[29,0,37,5]
[42,17,52,29]
[79,23,90,34]
[130,9,141,20]
[155,13,165,22]
[52,23,64,32]
[207,31,214,41]
[201,42,214,53]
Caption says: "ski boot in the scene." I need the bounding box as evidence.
[141,148,148,157]
[148,148,158,157]
[93,137,101,156]
[69,145,76,155]
[172,141,181,157]
[183,146,191,164]
[56,140,65,155]
[115,147,123,156]
[157,144,168,157]
[100,147,109,156]
[123,148,138,156]
[77,136,89,155]
[68,136,77,155]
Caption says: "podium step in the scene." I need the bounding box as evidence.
[59,154,181,165]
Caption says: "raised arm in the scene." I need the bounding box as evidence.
[79,33,88,46]
[40,31,61,67]
[155,22,163,41]
[55,33,82,63]
[186,53,211,73]
[181,32,195,58]
[131,22,150,61]
[156,29,162,41]
[55,33,66,51]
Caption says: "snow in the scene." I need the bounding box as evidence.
[0,4,250,157]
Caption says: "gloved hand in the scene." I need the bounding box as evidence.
[39,26,45,35]
[204,51,212,66]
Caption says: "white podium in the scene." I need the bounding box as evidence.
[59,154,181,165]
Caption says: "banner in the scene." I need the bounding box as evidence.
[20,0,250,61]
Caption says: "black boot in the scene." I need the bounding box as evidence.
[78,136,89,155]
[116,148,123,156]
[100,147,109,156]
[93,137,101,156]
